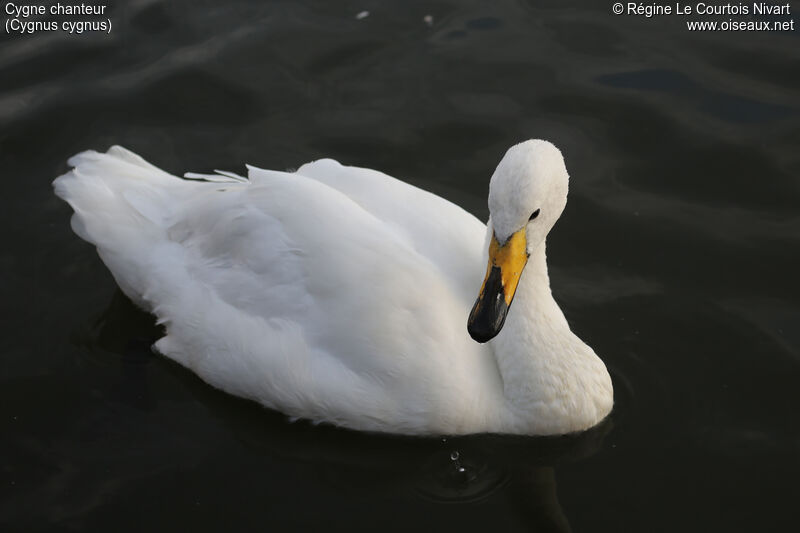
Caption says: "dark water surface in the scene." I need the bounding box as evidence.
[2,1,799,531]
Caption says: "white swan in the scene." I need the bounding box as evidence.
[53,140,613,436]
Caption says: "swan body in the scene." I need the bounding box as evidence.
[54,140,613,435]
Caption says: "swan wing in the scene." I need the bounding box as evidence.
[54,147,499,434]
[294,158,487,296]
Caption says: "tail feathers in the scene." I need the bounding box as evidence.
[54,146,185,308]
[184,169,248,183]
[67,145,175,179]
[54,147,178,243]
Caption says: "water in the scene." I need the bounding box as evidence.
[2,1,799,531]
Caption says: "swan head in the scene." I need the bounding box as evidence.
[467,140,569,343]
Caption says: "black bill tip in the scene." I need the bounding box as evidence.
[467,266,509,343]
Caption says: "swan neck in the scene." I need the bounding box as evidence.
[489,241,613,433]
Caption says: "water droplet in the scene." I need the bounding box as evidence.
[450,451,459,461]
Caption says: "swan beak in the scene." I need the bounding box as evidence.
[467,228,528,343]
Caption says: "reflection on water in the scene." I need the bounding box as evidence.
[2,291,610,531]
[2,0,799,531]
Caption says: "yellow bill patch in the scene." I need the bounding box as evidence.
[479,228,528,305]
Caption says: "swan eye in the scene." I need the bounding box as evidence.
[529,209,540,221]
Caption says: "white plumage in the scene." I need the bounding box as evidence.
[54,140,613,435]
